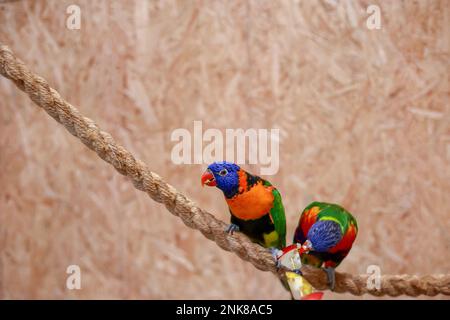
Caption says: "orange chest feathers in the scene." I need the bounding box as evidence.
[226,183,274,220]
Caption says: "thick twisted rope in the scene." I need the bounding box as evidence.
[1,43,449,297]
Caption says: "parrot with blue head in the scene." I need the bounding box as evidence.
[294,201,358,290]
[201,161,286,250]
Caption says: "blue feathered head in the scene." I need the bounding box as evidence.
[307,220,343,252]
[201,161,241,198]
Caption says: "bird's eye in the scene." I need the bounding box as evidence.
[219,169,228,176]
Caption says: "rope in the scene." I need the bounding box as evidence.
[1,43,449,297]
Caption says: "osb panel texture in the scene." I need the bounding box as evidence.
[0,0,449,299]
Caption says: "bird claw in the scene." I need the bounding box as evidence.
[275,260,282,269]
[269,247,282,259]
[225,223,240,234]
[323,267,336,291]
[269,247,283,269]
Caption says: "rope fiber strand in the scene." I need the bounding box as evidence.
[1,43,449,297]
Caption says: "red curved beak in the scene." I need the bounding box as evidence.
[298,240,313,255]
[201,171,216,187]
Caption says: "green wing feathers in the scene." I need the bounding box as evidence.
[315,202,358,235]
[269,188,286,248]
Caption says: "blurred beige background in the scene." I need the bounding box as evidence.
[0,0,449,299]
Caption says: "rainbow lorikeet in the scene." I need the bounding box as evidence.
[293,202,358,290]
[201,161,286,249]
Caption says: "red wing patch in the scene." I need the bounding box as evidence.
[323,260,338,268]
[328,222,357,254]
[300,206,320,238]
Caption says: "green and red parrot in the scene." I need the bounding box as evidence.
[201,161,286,250]
[293,202,358,290]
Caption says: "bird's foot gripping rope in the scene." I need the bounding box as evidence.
[1,43,449,297]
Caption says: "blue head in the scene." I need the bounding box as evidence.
[201,161,241,198]
[307,220,343,252]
